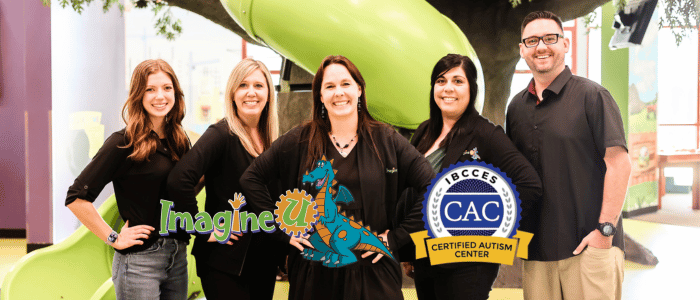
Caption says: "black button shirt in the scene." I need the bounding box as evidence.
[506,67,627,261]
[65,129,189,254]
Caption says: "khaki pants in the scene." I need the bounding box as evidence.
[523,246,624,300]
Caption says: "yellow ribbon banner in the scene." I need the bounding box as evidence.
[410,230,534,266]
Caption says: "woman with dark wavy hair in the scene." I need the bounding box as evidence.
[66,59,191,299]
[408,53,542,300]
[240,55,434,300]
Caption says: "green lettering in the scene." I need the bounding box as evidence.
[282,198,312,227]
[258,211,275,232]
[194,211,213,232]
[169,211,194,232]
[213,211,232,243]
[241,211,259,232]
[159,200,174,235]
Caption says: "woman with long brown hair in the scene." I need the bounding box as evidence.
[65,59,191,299]
[240,55,434,300]
[167,58,285,300]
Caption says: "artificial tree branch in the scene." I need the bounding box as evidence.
[166,0,262,45]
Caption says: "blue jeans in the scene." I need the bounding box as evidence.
[112,237,188,300]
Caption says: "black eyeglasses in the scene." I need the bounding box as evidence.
[521,34,563,48]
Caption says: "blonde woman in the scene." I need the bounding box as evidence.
[167,58,284,300]
[66,59,191,299]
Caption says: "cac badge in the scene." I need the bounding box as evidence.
[413,161,533,265]
[424,161,519,239]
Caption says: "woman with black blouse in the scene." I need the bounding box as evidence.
[166,58,284,300]
[65,59,191,300]
[239,55,434,300]
[407,54,542,300]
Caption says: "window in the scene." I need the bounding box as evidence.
[657,26,699,150]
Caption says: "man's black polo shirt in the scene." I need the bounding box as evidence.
[506,66,627,261]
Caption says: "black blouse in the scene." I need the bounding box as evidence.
[411,107,542,273]
[413,107,542,233]
[65,129,189,254]
[326,143,363,211]
[167,119,285,275]
[240,124,435,261]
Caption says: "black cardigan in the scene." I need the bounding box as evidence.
[167,119,284,276]
[240,123,435,261]
[412,107,542,233]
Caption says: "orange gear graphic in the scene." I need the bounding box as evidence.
[275,189,319,238]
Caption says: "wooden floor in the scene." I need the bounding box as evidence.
[0,238,26,290]
[631,193,700,227]
[2,194,699,299]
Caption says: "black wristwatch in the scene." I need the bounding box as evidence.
[597,222,616,237]
[106,230,119,246]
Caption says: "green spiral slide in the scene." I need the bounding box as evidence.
[0,193,205,300]
[221,0,484,129]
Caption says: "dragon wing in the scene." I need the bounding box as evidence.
[334,185,355,204]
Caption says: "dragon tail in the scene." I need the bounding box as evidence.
[354,243,393,259]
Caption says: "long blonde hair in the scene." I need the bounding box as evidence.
[121,59,189,162]
[224,58,279,156]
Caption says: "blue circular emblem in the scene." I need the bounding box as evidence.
[423,161,521,239]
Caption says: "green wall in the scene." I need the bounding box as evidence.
[603,2,660,214]
[601,2,630,136]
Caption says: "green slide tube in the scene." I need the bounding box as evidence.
[1,193,205,300]
[221,0,484,129]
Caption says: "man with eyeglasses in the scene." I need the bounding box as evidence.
[506,11,631,300]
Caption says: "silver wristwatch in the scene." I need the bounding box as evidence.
[597,222,616,237]
[106,230,119,245]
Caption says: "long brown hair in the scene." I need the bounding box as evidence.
[303,55,386,170]
[224,58,279,157]
[121,59,189,162]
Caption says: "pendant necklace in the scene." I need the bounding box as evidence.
[331,132,358,156]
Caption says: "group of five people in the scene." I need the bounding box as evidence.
[65,10,630,300]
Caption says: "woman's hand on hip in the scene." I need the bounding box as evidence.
[113,220,154,250]
[207,223,242,245]
[290,236,314,251]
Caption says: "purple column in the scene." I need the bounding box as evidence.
[25,0,53,248]
[0,0,53,248]
[0,0,29,232]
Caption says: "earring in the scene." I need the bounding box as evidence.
[357,98,362,114]
[165,114,169,123]
[321,105,326,119]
